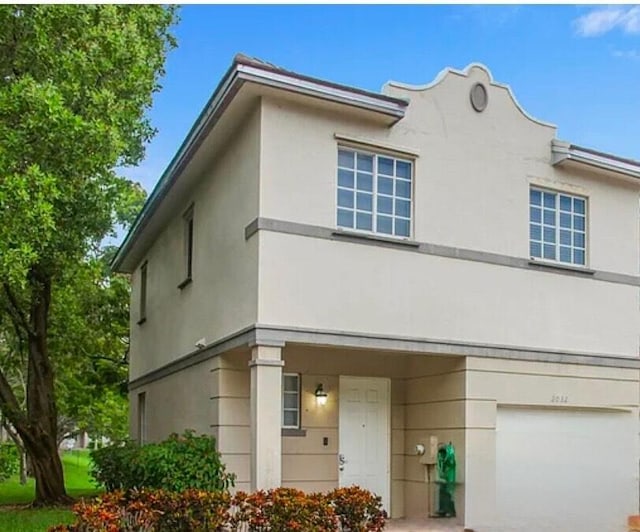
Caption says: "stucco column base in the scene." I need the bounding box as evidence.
[249,344,284,491]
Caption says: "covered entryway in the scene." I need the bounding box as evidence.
[339,376,390,511]
[496,406,637,532]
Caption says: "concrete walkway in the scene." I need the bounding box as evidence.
[386,517,463,531]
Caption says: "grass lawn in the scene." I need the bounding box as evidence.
[0,450,103,531]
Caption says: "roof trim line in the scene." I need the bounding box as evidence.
[111,56,408,271]
[552,139,640,180]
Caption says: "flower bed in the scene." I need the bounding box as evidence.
[49,486,386,531]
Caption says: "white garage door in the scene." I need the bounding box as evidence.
[496,407,637,532]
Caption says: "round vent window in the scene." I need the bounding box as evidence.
[470,82,488,112]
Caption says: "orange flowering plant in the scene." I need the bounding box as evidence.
[49,485,387,531]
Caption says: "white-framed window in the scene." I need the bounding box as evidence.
[337,147,413,238]
[282,373,300,429]
[529,187,587,266]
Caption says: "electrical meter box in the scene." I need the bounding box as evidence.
[419,435,438,465]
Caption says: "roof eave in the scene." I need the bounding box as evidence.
[551,140,640,181]
[111,58,407,273]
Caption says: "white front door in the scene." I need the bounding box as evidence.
[339,376,390,511]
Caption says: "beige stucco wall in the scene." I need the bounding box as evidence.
[211,351,252,492]
[258,230,637,357]
[128,357,217,443]
[403,357,466,523]
[259,66,640,275]
[255,65,640,359]
[129,105,261,379]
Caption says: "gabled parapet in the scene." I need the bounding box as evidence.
[384,62,556,130]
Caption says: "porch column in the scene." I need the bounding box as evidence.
[249,343,284,490]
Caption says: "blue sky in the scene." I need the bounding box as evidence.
[124,4,640,193]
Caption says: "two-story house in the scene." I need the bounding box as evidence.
[112,55,640,532]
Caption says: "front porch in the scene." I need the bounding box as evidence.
[212,342,468,525]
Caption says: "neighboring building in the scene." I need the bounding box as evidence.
[112,55,640,531]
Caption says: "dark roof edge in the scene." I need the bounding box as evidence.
[112,54,407,272]
[234,53,408,107]
[569,144,640,168]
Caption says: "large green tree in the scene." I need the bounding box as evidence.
[1,245,137,483]
[0,5,176,505]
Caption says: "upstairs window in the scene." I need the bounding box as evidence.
[337,148,413,238]
[529,188,587,266]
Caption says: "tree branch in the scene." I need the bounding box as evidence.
[87,353,128,366]
[0,366,28,436]
[2,418,24,452]
[2,283,32,336]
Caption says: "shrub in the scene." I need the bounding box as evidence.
[231,488,339,531]
[50,485,387,532]
[50,489,231,532]
[327,486,387,532]
[0,442,19,482]
[90,439,140,492]
[90,430,235,492]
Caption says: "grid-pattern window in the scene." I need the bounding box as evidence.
[337,148,412,238]
[282,374,300,429]
[530,188,587,266]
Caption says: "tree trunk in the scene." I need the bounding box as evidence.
[24,270,71,506]
[27,436,68,506]
[0,270,71,505]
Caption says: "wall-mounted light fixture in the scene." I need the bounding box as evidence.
[314,384,328,406]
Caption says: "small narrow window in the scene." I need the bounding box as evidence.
[138,261,148,324]
[282,374,300,429]
[180,205,194,287]
[138,392,146,444]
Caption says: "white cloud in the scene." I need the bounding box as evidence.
[574,5,640,37]
[612,49,640,60]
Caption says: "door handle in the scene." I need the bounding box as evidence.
[338,453,346,465]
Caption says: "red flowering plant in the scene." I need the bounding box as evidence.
[48,489,231,532]
[328,486,387,532]
[48,490,159,532]
[49,485,387,532]
[230,488,339,532]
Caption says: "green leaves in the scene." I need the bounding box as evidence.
[0,5,177,280]
[90,431,236,493]
[0,443,19,483]
[0,6,177,503]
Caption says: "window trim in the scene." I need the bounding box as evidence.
[336,145,414,240]
[529,186,588,268]
[282,373,301,429]
[137,261,148,325]
[179,204,194,289]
